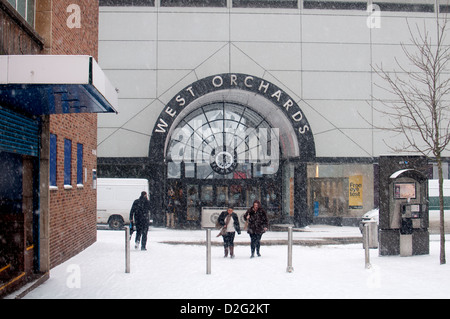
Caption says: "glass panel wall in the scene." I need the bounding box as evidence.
[165,102,282,227]
[307,163,374,225]
[167,102,279,181]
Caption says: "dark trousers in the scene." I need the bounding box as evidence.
[222,232,236,248]
[135,225,149,248]
[249,234,262,254]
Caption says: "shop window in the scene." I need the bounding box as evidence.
[310,177,348,217]
[77,143,83,186]
[64,139,72,188]
[49,134,57,188]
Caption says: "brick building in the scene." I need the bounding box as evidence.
[0,0,117,296]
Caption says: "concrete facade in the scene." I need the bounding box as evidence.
[96,0,450,227]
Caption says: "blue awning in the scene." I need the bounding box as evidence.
[0,55,118,116]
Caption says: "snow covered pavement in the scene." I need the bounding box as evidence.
[12,226,450,299]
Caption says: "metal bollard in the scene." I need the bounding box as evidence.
[364,223,371,269]
[125,226,130,273]
[206,228,211,275]
[287,226,294,273]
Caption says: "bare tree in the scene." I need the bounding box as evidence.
[373,13,450,264]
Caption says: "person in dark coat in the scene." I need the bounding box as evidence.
[166,188,175,228]
[243,200,269,258]
[129,191,151,251]
[217,206,241,258]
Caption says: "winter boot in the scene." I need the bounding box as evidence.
[224,248,229,258]
[135,240,140,250]
[230,246,235,258]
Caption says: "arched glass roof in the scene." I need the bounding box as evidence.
[167,101,280,179]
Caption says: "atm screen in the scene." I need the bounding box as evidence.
[394,183,416,199]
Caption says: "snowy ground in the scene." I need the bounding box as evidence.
[13,226,450,299]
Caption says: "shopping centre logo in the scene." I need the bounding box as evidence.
[367,4,381,29]
[154,74,311,137]
[150,73,316,163]
[170,124,280,175]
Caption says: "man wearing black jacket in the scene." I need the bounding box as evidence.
[130,191,151,251]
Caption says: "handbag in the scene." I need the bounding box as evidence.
[217,226,227,237]
[216,214,231,237]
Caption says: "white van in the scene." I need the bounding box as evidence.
[97,178,149,230]
[428,179,450,231]
[428,179,450,210]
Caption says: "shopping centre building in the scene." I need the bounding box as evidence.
[1,0,449,296]
[97,0,450,229]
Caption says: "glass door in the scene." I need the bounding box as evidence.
[186,185,200,221]
[246,185,260,207]
[201,185,214,207]
[216,185,228,207]
[229,183,245,208]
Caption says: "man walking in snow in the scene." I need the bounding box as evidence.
[130,191,151,251]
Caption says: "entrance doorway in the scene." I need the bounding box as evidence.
[0,152,39,288]
[148,74,316,228]
[167,176,281,228]
[163,101,283,227]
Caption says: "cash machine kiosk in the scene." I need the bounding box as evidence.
[379,156,429,256]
